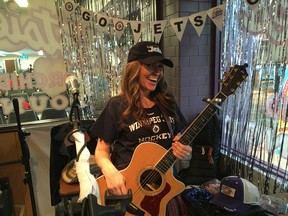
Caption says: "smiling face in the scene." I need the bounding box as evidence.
[139,62,164,97]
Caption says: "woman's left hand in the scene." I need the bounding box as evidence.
[171,134,192,160]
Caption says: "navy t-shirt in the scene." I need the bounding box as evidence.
[90,95,187,167]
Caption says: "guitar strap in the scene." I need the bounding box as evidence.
[158,104,174,137]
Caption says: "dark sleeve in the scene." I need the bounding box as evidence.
[89,97,123,144]
[192,115,220,147]
[174,105,187,134]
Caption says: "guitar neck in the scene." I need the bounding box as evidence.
[156,91,227,174]
[179,91,226,145]
[155,63,248,175]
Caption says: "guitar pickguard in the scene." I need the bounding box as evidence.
[134,166,171,216]
[140,183,171,216]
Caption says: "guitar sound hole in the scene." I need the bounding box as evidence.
[140,169,162,191]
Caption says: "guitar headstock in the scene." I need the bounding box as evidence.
[221,63,248,96]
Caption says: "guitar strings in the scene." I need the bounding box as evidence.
[129,151,167,206]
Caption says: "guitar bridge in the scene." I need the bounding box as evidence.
[126,203,145,216]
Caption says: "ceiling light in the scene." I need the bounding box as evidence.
[4,0,28,10]
[11,52,21,56]
[15,0,28,7]
[37,50,44,56]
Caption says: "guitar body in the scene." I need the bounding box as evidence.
[97,142,185,216]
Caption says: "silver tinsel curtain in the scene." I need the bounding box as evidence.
[220,0,288,194]
[55,0,155,119]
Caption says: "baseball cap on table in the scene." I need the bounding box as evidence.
[210,176,260,213]
[127,41,173,68]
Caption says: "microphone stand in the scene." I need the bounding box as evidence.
[67,92,87,158]
[69,93,81,131]
[67,92,87,161]
[12,98,37,216]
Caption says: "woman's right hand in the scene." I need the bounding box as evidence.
[95,138,128,195]
[102,165,127,195]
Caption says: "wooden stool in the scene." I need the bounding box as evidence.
[58,178,81,216]
[60,178,80,197]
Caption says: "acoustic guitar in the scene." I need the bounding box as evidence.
[97,64,248,216]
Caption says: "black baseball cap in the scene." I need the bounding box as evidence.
[127,41,174,68]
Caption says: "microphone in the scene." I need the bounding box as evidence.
[66,75,81,128]
[65,75,80,96]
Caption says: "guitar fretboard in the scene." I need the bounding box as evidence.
[156,92,227,174]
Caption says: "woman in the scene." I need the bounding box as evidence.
[90,41,192,215]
